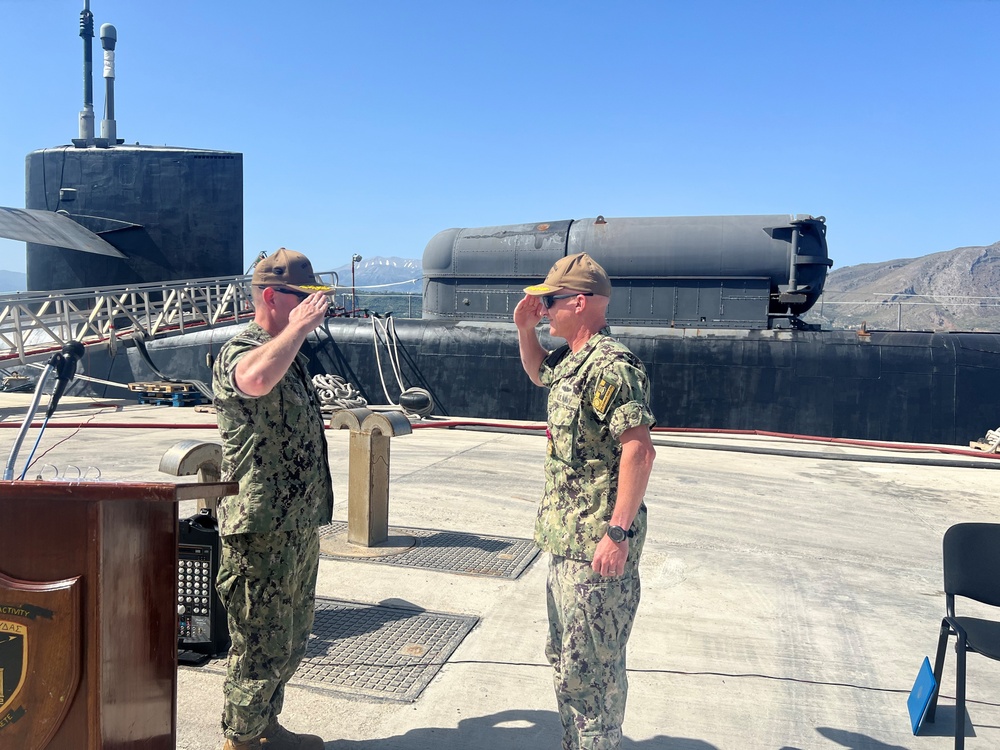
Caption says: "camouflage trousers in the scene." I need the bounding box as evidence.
[545,554,641,750]
[217,528,320,742]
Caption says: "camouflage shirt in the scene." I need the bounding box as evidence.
[213,322,334,537]
[535,327,655,560]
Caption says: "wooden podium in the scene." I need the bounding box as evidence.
[0,480,236,750]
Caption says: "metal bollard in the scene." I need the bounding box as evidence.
[159,440,223,516]
[329,408,412,547]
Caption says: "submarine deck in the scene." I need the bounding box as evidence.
[1,392,998,750]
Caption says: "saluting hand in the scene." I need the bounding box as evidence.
[289,291,330,331]
[514,294,545,330]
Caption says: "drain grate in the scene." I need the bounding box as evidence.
[197,598,478,702]
[318,522,539,579]
[295,597,477,701]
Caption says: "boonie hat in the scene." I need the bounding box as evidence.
[524,252,612,297]
[252,248,333,294]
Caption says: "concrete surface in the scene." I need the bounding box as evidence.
[2,393,1000,749]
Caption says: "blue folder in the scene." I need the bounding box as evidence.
[907,656,938,734]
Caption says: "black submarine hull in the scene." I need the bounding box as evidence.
[118,319,1000,446]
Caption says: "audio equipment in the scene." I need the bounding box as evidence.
[177,509,229,665]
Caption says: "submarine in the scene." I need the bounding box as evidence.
[108,212,1000,447]
[0,1,243,292]
[4,2,1000,448]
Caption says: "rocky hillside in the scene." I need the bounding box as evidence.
[804,241,1000,331]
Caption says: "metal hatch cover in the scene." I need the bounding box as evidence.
[295,597,478,702]
[189,597,478,703]
[318,522,539,579]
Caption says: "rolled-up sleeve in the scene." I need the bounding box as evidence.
[605,362,656,440]
[214,338,260,400]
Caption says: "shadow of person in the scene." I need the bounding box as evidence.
[622,735,720,750]
[815,726,916,749]
[329,708,719,750]
[417,531,524,554]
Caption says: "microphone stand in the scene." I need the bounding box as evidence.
[2,342,86,481]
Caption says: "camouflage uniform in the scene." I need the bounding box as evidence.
[213,322,334,742]
[536,326,655,750]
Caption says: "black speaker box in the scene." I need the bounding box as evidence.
[177,509,230,665]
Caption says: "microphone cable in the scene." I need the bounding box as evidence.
[17,414,52,480]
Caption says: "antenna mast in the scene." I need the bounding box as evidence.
[99,23,118,145]
[78,0,95,145]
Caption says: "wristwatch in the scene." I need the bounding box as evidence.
[606,525,634,543]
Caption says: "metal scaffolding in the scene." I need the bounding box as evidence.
[0,273,257,367]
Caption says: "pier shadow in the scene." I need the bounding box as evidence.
[329,708,719,749]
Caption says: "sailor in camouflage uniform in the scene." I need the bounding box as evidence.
[514,253,657,750]
[213,248,335,750]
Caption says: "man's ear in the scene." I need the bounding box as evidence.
[260,286,276,306]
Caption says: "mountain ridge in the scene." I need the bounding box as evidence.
[807,240,1000,331]
[6,241,1000,331]
[0,270,26,292]
[329,257,421,294]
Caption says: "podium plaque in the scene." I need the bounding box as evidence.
[0,480,236,749]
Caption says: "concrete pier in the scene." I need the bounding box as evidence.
[1,393,998,749]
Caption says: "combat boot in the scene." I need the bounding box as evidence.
[260,720,324,749]
[221,722,324,749]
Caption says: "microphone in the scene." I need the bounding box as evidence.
[45,342,86,419]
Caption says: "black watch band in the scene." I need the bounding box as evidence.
[607,525,634,543]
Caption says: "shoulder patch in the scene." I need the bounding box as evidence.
[592,372,620,418]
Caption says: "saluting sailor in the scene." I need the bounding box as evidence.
[514,252,657,750]
[213,248,335,750]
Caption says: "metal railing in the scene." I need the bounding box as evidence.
[333,291,422,319]
[0,273,263,366]
[7,279,996,369]
[806,291,1000,332]
[0,271,410,368]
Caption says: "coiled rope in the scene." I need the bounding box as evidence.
[313,373,367,412]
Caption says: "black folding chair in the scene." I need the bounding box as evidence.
[926,522,1000,749]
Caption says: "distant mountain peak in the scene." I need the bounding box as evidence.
[331,256,421,292]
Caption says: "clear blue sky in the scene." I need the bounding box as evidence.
[2,0,999,276]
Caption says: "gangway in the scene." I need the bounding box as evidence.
[0,271,334,370]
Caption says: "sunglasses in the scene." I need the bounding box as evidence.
[540,292,593,309]
[273,287,310,302]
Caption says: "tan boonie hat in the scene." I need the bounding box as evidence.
[524,252,612,297]
[252,248,333,294]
